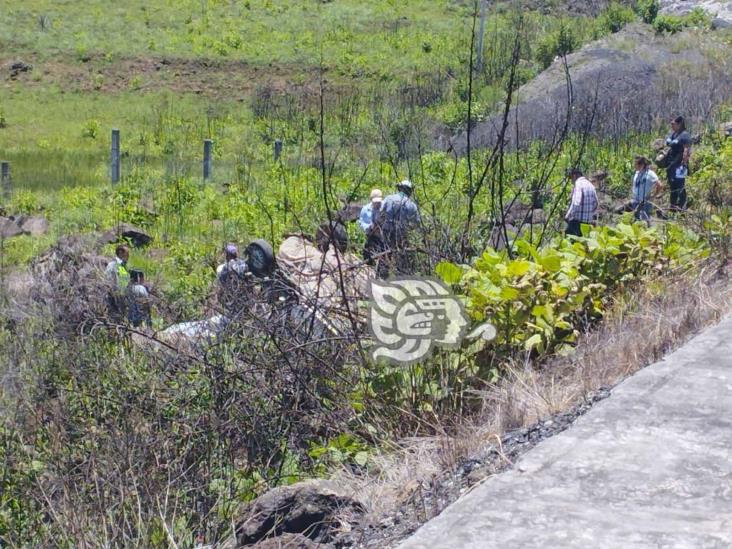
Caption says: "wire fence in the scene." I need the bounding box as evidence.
[0,140,290,196]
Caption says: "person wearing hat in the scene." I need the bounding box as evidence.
[358,188,383,234]
[216,243,248,284]
[564,167,598,237]
[381,180,420,237]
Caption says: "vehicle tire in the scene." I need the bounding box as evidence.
[245,239,276,278]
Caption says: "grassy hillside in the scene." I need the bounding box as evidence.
[0,1,730,546]
[0,1,636,190]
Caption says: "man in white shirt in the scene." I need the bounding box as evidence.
[358,189,383,233]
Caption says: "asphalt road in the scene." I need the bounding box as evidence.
[399,315,732,549]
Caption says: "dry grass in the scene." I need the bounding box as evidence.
[336,265,732,541]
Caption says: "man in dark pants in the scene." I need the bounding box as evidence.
[379,180,420,276]
[564,167,598,237]
[665,116,692,211]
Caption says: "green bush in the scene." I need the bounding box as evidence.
[634,0,659,24]
[535,23,578,69]
[458,222,705,357]
[598,2,637,34]
[653,15,685,34]
[654,8,711,34]
[364,221,708,420]
[81,118,100,139]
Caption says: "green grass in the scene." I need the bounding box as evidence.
[0,1,601,78]
[0,0,661,318]
[2,1,472,74]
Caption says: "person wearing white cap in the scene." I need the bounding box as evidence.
[378,179,420,276]
[358,188,383,234]
[380,179,420,240]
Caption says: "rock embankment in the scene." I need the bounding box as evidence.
[0,215,48,238]
[445,23,732,154]
[660,0,732,27]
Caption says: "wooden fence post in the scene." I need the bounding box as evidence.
[273,139,283,162]
[1,161,10,200]
[203,139,212,181]
[111,128,120,184]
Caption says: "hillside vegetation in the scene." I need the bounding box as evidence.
[0,0,731,547]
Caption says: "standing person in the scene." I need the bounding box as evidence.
[380,180,420,245]
[105,244,130,321]
[363,198,385,264]
[665,116,692,211]
[564,168,598,237]
[630,155,661,223]
[105,245,130,291]
[380,180,421,275]
[358,189,383,233]
[127,269,152,328]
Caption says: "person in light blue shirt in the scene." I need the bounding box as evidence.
[358,188,383,233]
[630,155,661,222]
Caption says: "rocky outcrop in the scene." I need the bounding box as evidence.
[659,0,732,24]
[236,480,365,547]
[0,216,26,238]
[446,23,732,154]
[16,216,49,236]
[0,215,49,238]
[99,223,153,247]
[0,215,48,238]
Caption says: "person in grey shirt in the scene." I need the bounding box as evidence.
[380,180,420,244]
[378,180,420,276]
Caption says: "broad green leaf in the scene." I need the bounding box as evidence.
[524,333,543,351]
[435,261,463,285]
[500,286,520,300]
[538,252,562,272]
[506,259,531,277]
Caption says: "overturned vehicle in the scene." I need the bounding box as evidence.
[158,227,376,351]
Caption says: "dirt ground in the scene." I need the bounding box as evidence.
[1,52,322,99]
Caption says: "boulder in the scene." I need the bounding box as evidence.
[99,223,152,247]
[17,216,49,236]
[660,1,732,25]
[9,61,32,78]
[0,216,26,238]
[336,202,363,223]
[721,121,732,138]
[236,479,365,546]
[444,24,732,155]
[249,533,323,548]
[527,209,546,225]
[503,205,546,226]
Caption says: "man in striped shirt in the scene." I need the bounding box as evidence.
[564,167,598,237]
